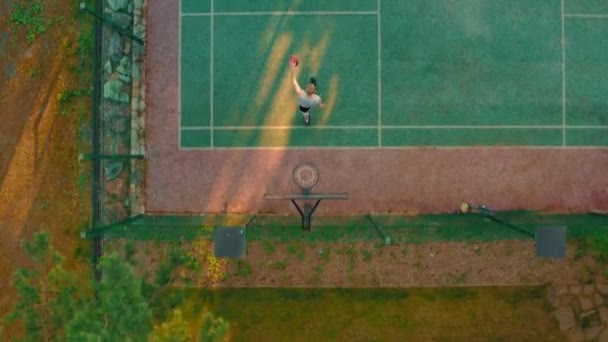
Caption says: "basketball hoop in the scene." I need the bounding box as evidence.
[293,162,319,192]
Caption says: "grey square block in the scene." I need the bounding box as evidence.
[535,226,567,259]
[213,226,246,258]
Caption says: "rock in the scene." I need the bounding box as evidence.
[585,326,603,340]
[103,79,130,103]
[108,32,123,62]
[581,297,595,311]
[119,75,131,83]
[111,12,132,29]
[110,116,128,134]
[104,61,112,75]
[106,0,127,11]
[134,24,144,39]
[132,42,144,58]
[598,284,608,295]
[570,285,582,295]
[567,327,585,342]
[104,106,122,120]
[583,285,595,296]
[118,92,130,103]
[104,161,123,181]
[132,85,140,99]
[600,307,608,322]
[554,285,569,296]
[132,64,140,81]
[553,307,576,331]
[134,0,142,9]
[594,293,604,307]
[120,56,129,67]
[104,79,122,98]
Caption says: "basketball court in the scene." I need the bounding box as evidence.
[144,0,608,214]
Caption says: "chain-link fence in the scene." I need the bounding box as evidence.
[79,0,147,278]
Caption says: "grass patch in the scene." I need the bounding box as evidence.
[269,260,287,270]
[317,247,331,262]
[309,265,324,285]
[286,243,306,261]
[11,0,48,43]
[235,261,252,278]
[360,248,372,262]
[163,286,565,341]
[261,240,275,256]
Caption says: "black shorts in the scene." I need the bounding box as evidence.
[299,105,311,113]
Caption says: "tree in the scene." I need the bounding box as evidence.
[4,231,229,341]
[66,251,152,341]
[2,231,81,342]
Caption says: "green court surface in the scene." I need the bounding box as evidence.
[179,0,608,149]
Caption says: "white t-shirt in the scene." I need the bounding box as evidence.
[297,91,321,108]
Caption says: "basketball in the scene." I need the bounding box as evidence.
[289,55,299,66]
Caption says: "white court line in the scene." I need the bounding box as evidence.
[210,0,215,148]
[179,124,608,130]
[178,145,608,151]
[377,0,382,147]
[178,0,182,149]
[182,11,378,17]
[215,125,376,130]
[182,125,377,130]
[564,13,608,18]
[382,125,562,129]
[561,0,567,147]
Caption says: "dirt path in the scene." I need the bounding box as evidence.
[0,0,86,319]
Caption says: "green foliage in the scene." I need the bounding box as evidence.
[261,240,275,255]
[58,88,92,115]
[200,312,230,342]
[3,231,80,342]
[575,236,608,263]
[66,252,152,341]
[360,248,372,262]
[286,243,306,260]
[58,89,90,105]
[11,0,48,43]
[269,260,287,270]
[124,239,136,263]
[23,231,51,263]
[4,232,228,341]
[236,261,252,277]
[150,309,191,342]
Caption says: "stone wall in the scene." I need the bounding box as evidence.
[99,0,146,224]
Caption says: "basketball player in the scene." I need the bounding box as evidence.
[289,58,324,126]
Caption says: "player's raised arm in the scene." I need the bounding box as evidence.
[290,61,302,95]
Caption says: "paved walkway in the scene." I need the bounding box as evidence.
[550,283,608,341]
